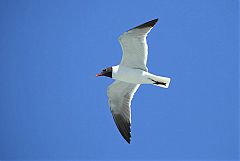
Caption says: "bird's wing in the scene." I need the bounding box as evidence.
[107,81,140,143]
[118,18,158,72]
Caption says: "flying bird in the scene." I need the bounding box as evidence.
[96,18,171,144]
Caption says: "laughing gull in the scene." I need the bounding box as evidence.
[96,18,171,143]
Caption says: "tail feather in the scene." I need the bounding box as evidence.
[148,76,171,88]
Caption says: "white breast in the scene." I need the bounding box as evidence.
[112,66,150,84]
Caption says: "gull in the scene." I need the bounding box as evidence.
[96,18,171,144]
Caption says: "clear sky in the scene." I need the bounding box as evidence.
[0,0,239,160]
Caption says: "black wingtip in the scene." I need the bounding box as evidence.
[122,128,131,144]
[112,114,132,144]
[124,135,131,144]
[148,18,159,26]
[131,18,159,30]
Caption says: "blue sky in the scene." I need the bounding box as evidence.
[0,0,238,160]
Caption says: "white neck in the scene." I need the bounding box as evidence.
[112,65,119,73]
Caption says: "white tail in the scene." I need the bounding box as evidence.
[147,74,171,88]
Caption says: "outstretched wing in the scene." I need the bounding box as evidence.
[118,18,158,72]
[107,81,140,143]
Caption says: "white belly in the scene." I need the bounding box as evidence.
[112,65,171,88]
[112,66,151,84]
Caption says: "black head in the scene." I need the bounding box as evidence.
[96,67,112,78]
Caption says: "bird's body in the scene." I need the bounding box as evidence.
[112,65,170,88]
[96,18,171,143]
